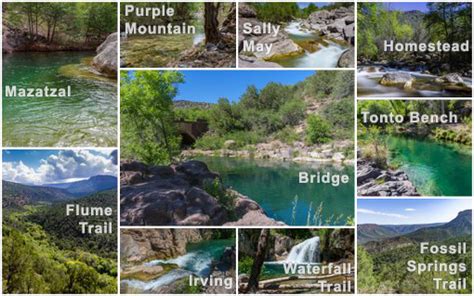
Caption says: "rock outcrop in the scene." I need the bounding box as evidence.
[357,159,419,196]
[121,160,282,226]
[120,228,207,262]
[92,32,117,77]
[302,6,355,43]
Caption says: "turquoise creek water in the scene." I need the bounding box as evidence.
[385,135,472,196]
[196,156,354,226]
[3,51,117,147]
[121,238,233,293]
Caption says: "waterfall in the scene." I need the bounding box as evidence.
[285,236,320,263]
[145,250,213,277]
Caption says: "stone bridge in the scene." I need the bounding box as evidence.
[175,119,209,147]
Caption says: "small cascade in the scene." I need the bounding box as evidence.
[145,250,213,277]
[285,21,314,37]
[285,236,320,263]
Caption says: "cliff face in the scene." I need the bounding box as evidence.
[120,229,214,263]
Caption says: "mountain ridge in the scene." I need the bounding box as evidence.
[361,210,472,252]
[3,175,117,208]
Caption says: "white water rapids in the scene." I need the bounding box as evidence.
[358,67,473,97]
[282,21,345,68]
[121,250,214,292]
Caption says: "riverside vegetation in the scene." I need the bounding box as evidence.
[2,2,118,146]
[120,2,236,67]
[239,2,354,68]
[120,70,354,226]
[2,177,118,293]
[238,228,354,293]
[358,2,472,97]
[357,100,472,197]
[358,208,472,294]
[120,229,235,294]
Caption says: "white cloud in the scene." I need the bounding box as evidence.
[3,150,117,185]
[404,208,416,212]
[358,208,408,219]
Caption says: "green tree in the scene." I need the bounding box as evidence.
[357,246,378,293]
[121,71,183,165]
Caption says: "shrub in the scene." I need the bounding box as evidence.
[306,115,332,144]
[275,126,300,144]
[238,256,254,275]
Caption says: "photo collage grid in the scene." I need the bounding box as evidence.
[1,0,472,294]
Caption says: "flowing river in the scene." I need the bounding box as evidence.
[3,51,117,147]
[121,239,233,293]
[270,21,347,68]
[196,156,354,226]
[385,135,472,196]
[358,67,472,97]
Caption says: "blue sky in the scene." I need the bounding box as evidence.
[383,2,429,12]
[175,70,314,103]
[297,2,332,8]
[3,150,117,185]
[358,199,471,225]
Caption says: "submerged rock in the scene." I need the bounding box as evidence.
[92,32,117,77]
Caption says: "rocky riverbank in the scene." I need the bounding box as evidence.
[120,229,236,294]
[2,25,105,53]
[121,160,284,226]
[168,5,236,68]
[238,4,354,68]
[359,66,472,96]
[238,4,302,68]
[357,159,419,197]
[181,140,354,166]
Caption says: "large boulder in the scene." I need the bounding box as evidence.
[92,32,117,77]
[337,48,354,68]
[435,73,464,84]
[379,72,414,86]
[252,34,304,60]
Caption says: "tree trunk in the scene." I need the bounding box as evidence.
[246,229,270,293]
[50,20,57,43]
[157,117,173,163]
[204,3,221,44]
